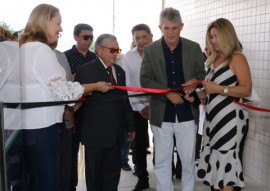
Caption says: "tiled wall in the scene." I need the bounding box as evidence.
[163,0,270,188]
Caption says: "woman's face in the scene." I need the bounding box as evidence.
[209,27,221,52]
[46,12,63,43]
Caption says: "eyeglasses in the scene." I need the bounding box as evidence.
[101,46,122,54]
[79,35,94,41]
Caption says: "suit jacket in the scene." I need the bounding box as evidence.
[140,37,206,127]
[75,58,135,148]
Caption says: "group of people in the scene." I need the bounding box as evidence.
[0,3,252,191]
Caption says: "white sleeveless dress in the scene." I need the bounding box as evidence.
[197,63,247,189]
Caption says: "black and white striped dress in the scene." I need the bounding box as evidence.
[197,62,248,189]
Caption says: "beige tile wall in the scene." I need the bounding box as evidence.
[163,0,270,188]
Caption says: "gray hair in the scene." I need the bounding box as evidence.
[95,33,117,47]
[159,7,183,25]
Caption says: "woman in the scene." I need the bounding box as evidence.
[197,18,252,191]
[19,4,111,191]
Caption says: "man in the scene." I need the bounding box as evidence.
[75,34,135,191]
[64,23,96,191]
[54,47,73,191]
[140,7,206,191]
[123,23,153,191]
[64,23,96,75]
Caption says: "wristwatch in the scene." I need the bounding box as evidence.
[223,86,229,95]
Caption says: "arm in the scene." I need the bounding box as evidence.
[140,46,167,90]
[82,82,112,94]
[183,43,206,95]
[203,53,252,97]
[141,45,179,104]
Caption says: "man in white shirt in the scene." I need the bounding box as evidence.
[123,24,153,191]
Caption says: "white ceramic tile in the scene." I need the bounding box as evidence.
[162,0,270,188]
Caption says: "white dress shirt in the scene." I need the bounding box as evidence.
[123,47,149,111]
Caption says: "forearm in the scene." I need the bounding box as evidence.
[82,83,98,94]
[218,85,252,98]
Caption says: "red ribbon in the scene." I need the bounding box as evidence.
[112,80,205,94]
[231,100,270,112]
[111,80,270,113]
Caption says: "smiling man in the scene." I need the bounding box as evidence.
[75,34,135,191]
[140,7,206,191]
[123,23,153,191]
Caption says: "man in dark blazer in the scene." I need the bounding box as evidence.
[75,34,135,191]
[140,7,206,191]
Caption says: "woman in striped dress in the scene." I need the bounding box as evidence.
[197,18,252,191]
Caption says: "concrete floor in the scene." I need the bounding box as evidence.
[77,147,269,191]
[77,129,269,191]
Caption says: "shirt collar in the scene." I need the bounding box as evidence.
[98,56,114,70]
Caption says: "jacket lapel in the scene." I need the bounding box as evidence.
[94,58,111,82]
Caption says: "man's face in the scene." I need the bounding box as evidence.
[74,29,93,52]
[133,30,153,53]
[159,20,183,46]
[98,39,120,67]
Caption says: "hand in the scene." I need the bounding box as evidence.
[202,81,222,95]
[128,132,135,141]
[166,92,184,105]
[196,90,207,105]
[139,106,149,120]
[73,101,82,112]
[63,108,73,120]
[182,78,198,94]
[96,81,113,92]
[184,94,195,103]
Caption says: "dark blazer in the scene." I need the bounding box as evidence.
[140,37,206,127]
[75,57,135,148]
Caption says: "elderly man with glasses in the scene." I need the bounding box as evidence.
[75,33,135,191]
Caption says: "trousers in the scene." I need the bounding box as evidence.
[152,120,196,191]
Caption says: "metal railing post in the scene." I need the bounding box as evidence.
[0,102,8,191]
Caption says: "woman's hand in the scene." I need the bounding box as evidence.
[96,82,113,92]
[197,90,207,105]
[202,81,223,95]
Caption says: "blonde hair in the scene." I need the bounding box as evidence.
[206,18,241,65]
[19,4,59,48]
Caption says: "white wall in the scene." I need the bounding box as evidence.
[163,0,270,188]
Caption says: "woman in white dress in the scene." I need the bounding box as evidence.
[19,4,111,191]
[197,18,252,191]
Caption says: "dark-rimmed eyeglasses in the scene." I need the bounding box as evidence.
[79,35,94,41]
[101,46,122,54]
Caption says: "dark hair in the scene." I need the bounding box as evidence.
[131,24,152,35]
[13,31,19,39]
[73,23,93,36]
[0,26,13,41]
